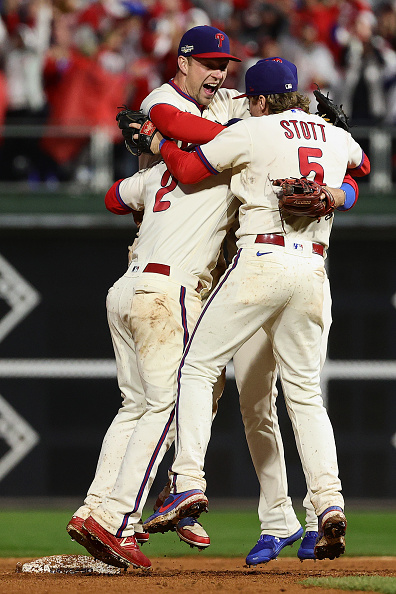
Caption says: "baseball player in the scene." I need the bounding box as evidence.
[142,58,370,562]
[73,142,244,569]
[136,27,321,559]
[135,30,364,562]
[66,24,242,557]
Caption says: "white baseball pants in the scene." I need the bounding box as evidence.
[171,244,343,517]
[233,274,331,536]
[90,269,202,535]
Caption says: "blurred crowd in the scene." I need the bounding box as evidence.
[0,0,395,185]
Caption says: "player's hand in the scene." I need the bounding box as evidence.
[130,123,164,155]
[324,187,345,208]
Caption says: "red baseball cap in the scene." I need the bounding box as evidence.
[178,26,241,62]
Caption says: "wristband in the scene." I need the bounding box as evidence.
[337,183,355,210]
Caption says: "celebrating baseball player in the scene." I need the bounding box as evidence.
[141,58,370,563]
[68,27,362,562]
[66,89,245,569]
[66,25,242,565]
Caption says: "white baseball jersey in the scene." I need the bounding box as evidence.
[117,161,238,291]
[139,83,250,169]
[197,109,364,249]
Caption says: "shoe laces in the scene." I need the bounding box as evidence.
[178,517,201,528]
[259,534,280,546]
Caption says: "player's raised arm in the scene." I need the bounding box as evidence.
[149,103,226,144]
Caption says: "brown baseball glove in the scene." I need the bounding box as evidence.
[273,177,336,219]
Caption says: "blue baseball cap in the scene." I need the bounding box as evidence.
[178,25,241,62]
[233,58,298,99]
[260,57,298,85]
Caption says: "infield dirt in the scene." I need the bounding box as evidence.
[1,556,395,593]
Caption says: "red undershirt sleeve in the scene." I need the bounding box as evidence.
[160,141,213,184]
[348,152,371,177]
[105,180,134,215]
[150,103,225,144]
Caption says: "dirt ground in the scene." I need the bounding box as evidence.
[1,556,395,594]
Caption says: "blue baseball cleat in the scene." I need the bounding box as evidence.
[297,530,318,561]
[143,489,208,534]
[314,506,347,560]
[246,526,303,566]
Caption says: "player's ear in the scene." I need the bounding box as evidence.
[259,95,269,115]
[178,56,189,75]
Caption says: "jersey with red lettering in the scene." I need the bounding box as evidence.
[112,162,238,292]
[196,109,365,249]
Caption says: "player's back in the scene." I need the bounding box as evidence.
[202,110,363,248]
[129,162,238,291]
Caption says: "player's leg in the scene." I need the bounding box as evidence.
[237,273,332,561]
[77,280,148,515]
[67,276,154,555]
[298,271,332,559]
[270,256,345,559]
[237,271,331,536]
[233,330,303,565]
[233,329,302,538]
[89,279,202,535]
[142,248,300,536]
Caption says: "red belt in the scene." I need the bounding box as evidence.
[143,263,203,293]
[143,263,170,275]
[255,234,324,257]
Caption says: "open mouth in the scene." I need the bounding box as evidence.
[203,83,218,95]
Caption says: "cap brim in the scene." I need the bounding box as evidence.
[191,52,241,62]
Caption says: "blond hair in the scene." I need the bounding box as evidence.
[250,92,311,114]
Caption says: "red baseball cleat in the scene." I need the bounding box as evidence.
[83,516,152,570]
[176,517,210,549]
[66,515,106,559]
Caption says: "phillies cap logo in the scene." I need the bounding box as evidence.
[215,33,225,48]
